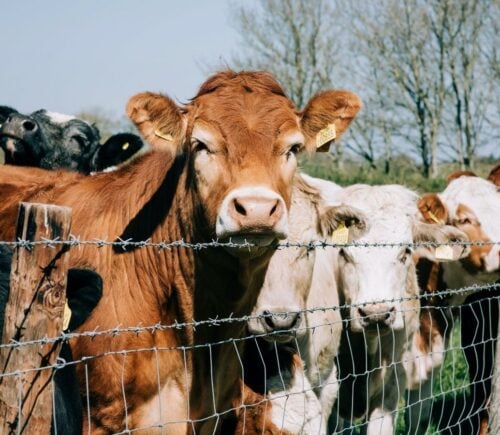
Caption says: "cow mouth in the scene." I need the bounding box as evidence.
[261,332,296,344]
[0,133,29,156]
[222,232,279,247]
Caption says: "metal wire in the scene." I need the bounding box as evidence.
[0,238,498,434]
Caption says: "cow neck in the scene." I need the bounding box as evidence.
[124,151,274,331]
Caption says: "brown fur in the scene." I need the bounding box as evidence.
[487,162,500,187]
[418,193,448,224]
[446,170,477,184]
[0,70,361,434]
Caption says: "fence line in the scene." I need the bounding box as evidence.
[0,236,498,250]
[1,231,499,433]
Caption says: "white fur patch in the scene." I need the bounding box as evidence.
[45,111,76,124]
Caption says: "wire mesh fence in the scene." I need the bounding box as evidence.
[0,237,499,434]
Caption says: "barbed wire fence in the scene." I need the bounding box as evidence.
[0,204,499,434]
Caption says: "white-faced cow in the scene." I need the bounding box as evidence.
[243,174,367,434]
[0,70,361,434]
[331,184,468,435]
[405,168,500,434]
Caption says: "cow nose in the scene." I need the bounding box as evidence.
[358,304,396,328]
[229,196,284,229]
[261,310,301,333]
[21,120,37,132]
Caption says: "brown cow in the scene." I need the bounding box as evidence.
[0,71,361,434]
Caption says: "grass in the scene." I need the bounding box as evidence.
[299,153,498,193]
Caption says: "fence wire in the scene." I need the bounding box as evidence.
[0,238,499,434]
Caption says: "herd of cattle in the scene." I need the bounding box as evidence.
[0,70,498,435]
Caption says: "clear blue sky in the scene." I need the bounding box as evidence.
[0,1,242,116]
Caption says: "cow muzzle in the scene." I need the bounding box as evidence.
[248,308,303,343]
[354,303,400,334]
[216,186,288,247]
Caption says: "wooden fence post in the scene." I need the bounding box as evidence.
[0,203,72,435]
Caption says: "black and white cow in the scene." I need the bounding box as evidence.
[0,245,102,435]
[1,107,147,174]
[0,109,101,172]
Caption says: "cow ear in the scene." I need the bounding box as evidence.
[418,193,448,224]
[126,92,186,153]
[412,222,470,262]
[487,163,500,187]
[300,91,362,152]
[318,205,368,241]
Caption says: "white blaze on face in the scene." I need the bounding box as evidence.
[336,185,420,332]
[441,177,500,272]
[45,111,77,124]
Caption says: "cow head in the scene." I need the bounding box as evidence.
[0,109,101,172]
[418,174,500,274]
[247,175,367,342]
[90,133,147,173]
[336,185,468,334]
[127,71,361,256]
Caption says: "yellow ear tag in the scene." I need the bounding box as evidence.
[435,245,454,261]
[331,222,349,245]
[154,130,173,142]
[316,124,337,149]
[121,142,130,151]
[63,300,72,330]
[427,210,442,224]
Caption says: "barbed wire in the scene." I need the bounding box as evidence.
[0,235,498,250]
[0,282,497,352]
[0,236,498,433]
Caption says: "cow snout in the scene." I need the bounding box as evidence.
[1,114,38,137]
[358,304,396,329]
[262,310,301,332]
[216,186,288,244]
[229,196,283,229]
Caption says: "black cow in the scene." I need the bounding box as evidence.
[0,246,102,435]
[90,132,146,173]
[0,109,101,172]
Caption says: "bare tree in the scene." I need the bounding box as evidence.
[231,0,498,177]
[230,0,340,108]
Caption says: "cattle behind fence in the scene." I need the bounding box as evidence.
[0,208,499,434]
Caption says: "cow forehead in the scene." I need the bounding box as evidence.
[42,111,76,124]
[340,184,418,242]
[442,177,500,238]
[191,91,299,140]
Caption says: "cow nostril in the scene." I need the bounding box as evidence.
[270,201,278,216]
[233,199,247,216]
[262,310,274,329]
[358,308,367,318]
[22,120,37,132]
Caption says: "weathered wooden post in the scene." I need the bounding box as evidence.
[0,203,72,434]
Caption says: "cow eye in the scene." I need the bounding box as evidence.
[191,139,210,154]
[457,217,471,225]
[72,135,87,149]
[286,144,302,160]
